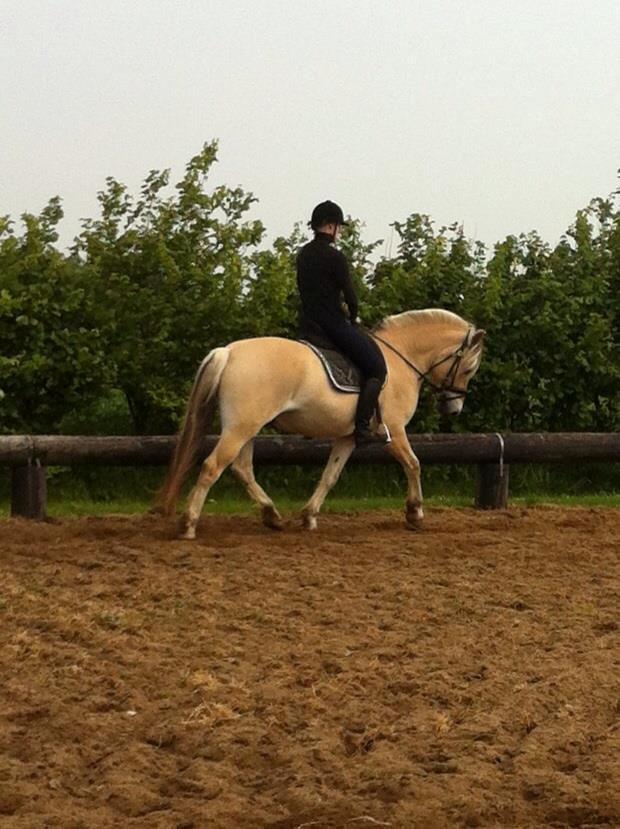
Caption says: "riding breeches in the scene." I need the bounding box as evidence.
[315,320,387,382]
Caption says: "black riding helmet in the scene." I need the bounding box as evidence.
[309,200,349,230]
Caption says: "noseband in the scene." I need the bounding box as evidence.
[370,328,472,400]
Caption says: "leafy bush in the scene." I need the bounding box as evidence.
[1,144,618,436]
[0,199,111,432]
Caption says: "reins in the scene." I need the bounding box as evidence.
[370,328,472,400]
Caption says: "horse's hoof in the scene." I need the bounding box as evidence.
[178,515,196,540]
[262,506,283,531]
[302,513,318,531]
[406,519,424,532]
[405,504,424,531]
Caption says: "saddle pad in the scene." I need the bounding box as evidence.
[301,340,361,393]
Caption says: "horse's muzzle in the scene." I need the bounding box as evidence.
[437,396,464,416]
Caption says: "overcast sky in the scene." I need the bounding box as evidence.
[1,0,619,255]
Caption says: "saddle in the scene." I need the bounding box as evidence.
[298,330,390,442]
[301,340,361,393]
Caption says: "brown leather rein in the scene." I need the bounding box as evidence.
[370,328,472,401]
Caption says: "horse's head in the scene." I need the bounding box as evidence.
[430,327,485,416]
[372,310,486,418]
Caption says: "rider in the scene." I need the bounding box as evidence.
[296,200,388,447]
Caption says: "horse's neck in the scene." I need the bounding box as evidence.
[383,322,465,372]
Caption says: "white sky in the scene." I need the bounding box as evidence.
[1,0,619,255]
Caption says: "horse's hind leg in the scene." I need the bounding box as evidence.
[180,430,250,540]
[231,441,283,530]
[301,437,355,530]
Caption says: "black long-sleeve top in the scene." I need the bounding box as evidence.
[296,232,358,332]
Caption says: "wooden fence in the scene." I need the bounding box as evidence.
[1,433,618,520]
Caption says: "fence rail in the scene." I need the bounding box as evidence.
[1,432,618,520]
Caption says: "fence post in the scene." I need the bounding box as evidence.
[11,462,47,520]
[475,463,509,509]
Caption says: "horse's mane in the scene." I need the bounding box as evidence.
[373,308,469,332]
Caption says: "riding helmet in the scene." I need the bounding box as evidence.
[309,200,349,230]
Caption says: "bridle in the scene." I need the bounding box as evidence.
[371,329,472,400]
[370,328,473,401]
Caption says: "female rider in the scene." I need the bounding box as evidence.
[296,200,387,447]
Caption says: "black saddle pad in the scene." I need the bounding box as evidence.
[300,340,361,393]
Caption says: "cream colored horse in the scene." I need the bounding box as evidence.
[159,309,485,539]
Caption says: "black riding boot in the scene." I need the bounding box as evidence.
[354,377,388,447]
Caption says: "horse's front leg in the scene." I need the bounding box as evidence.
[387,428,424,530]
[301,437,355,530]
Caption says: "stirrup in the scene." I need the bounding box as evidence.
[354,425,390,448]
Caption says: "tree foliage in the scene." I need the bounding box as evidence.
[1,145,618,435]
[72,141,263,431]
[0,199,110,432]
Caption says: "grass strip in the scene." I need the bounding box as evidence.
[1,491,618,519]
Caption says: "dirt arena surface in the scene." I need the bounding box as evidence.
[0,507,618,829]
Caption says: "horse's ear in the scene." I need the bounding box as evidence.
[471,329,486,347]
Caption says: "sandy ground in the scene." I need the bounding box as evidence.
[0,506,618,829]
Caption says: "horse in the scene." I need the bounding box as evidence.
[158,309,485,539]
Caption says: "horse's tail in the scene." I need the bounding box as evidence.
[156,347,231,516]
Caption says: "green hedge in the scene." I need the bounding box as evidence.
[1,141,618,436]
